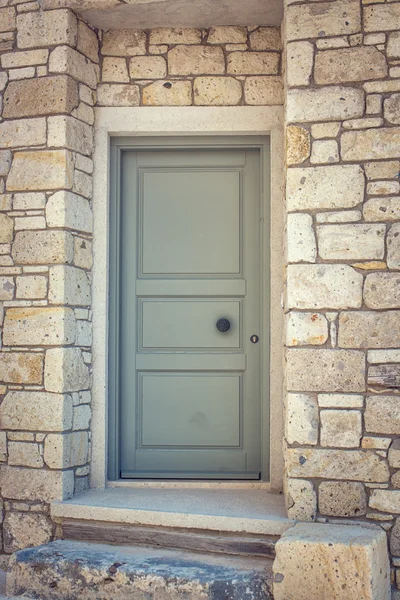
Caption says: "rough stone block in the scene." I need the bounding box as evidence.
[286,448,388,482]
[389,440,400,469]
[367,181,399,196]
[388,32,400,59]
[3,512,53,553]
[287,264,363,309]
[0,391,72,431]
[49,265,90,306]
[320,410,362,448]
[208,26,246,44]
[47,116,93,156]
[244,76,283,105]
[0,466,74,502]
[385,94,400,125]
[273,523,389,600]
[1,49,48,69]
[168,46,224,76]
[316,210,361,224]
[49,45,99,89]
[364,198,400,222]
[3,307,76,346]
[287,87,364,123]
[391,519,400,555]
[96,83,139,106]
[315,47,387,85]
[286,0,361,40]
[77,20,98,63]
[365,396,400,435]
[286,479,316,521]
[0,352,43,384]
[227,52,279,75]
[74,237,92,269]
[250,27,281,51]
[12,230,74,264]
[286,126,310,165]
[364,3,400,32]
[0,7,16,32]
[0,149,11,176]
[129,55,166,79]
[311,122,340,139]
[102,56,129,82]
[102,29,146,56]
[287,348,365,392]
[8,442,43,468]
[7,150,74,191]
[16,275,47,299]
[342,127,400,161]
[388,223,400,270]
[370,490,400,514]
[142,80,192,106]
[46,191,92,234]
[368,350,400,364]
[193,76,242,106]
[0,276,14,300]
[286,312,328,346]
[44,347,90,393]
[287,165,364,211]
[318,394,364,409]
[73,403,91,430]
[364,273,400,309]
[339,311,400,349]
[44,431,89,468]
[149,27,200,45]
[286,393,318,445]
[286,41,314,87]
[2,75,78,119]
[317,224,385,261]
[318,482,367,517]
[13,192,45,210]
[17,9,76,48]
[0,118,46,149]
[310,139,338,164]
[0,214,13,243]
[287,213,316,263]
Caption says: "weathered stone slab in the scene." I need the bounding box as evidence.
[387,223,400,270]
[12,230,74,264]
[273,523,389,600]
[3,513,53,553]
[208,26,246,44]
[102,29,146,56]
[310,139,338,164]
[391,518,400,555]
[287,213,316,262]
[17,9,77,48]
[317,224,385,260]
[0,352,43,384]
[2,75,78,119]
[286,0,361,40]
[342,127,400,161]
[318,394,364,408]
[0,391,72,431]
[0,118,46,149]
[102,57,129,82]
[315,47,387,85]
[287,165,364,211]
[0,6,15,32]
[364,197,400,222]
[44,431,89,468]
[129,55,166,79]
[77,20,98,63]
[364,273,400,309]
[286,448,388,482]
[286,312,327,346]
[143,80,191,106]
[364,3,400,32]
[319,481,366,517]
[193,76,242,105]
[286,41,313,87]
[46,191,93,233]
[368,362,400,389]
[286,479,316,521]
[384,94,400,125]
[0,149,11,176]
[244,76,283,105]
[286,126,310,165]
[74,237,92,269]
[388,32,400,59]
[49,45,99,89]
[365,396,400,434]
[0,466,74,502]
[1,49,49,69]
[286,393,318,445]
[370,490,400,514]
[96,83,139,106]
[47,116,93,156]
[168,46,224,75]
[227,52,279,75]
[0,214,13,243]
[150,27,201,45]
[287,87,364,123]
[250,27,281,51]
[8,441,44,468]
[0,276,14,300]
[339,311,400,349]
[44,347,90,393]
[287,349,366,392]
[49,265,90,306]
[7,150,74,191]
[3,307,76,346]
[287,265,363,309]
[368,350,400,364]
[320,409,362,448]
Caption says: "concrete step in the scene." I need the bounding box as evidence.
[7,539,274,600]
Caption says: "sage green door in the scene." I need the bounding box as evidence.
[114,144,263,479]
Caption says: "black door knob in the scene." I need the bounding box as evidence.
[216,318,231,332]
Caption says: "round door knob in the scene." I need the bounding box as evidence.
[216,318,231,332]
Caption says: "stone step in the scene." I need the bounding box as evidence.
[7,539,274,600]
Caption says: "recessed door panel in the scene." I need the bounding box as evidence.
[113,144,266,479]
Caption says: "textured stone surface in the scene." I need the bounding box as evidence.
[16,275,47,300]
[273,523,389,600]
[365,396,400,435]
[314,47,387,85]
[384,94,400,125]
[227,52,279,75]
[317,224,385,260]
[286,448,388,482]
[0,353,43,385]
[143,80,192,106]
[44,348,90,393]
[286,479,316,521]
[102,57,129,82]
[318,482,367,517]
[46,191,93,233]
[49,265,90,306]
[3,307,76,346]
[0,466,74,502]
[287,349,365,392]
[17,9,77,48]
[0,391,72,431]
[3,512,53,553]
[287,87,364,123]
[44,431,89,468]
[387,223,400,270]
[49,45,99,89]
[2,76,78,119]
[341,128,400,161]
[0,118,46,149]
[0,214,13,243]
[310,140,338,164]
[320,410,362,448]
[364,3,400,32]
[8,441,43,468]
[96,84,139,106]
[250,27,281,51]
[208,26,246,44]
[369,490,400,514]
[168,46,224,76]
[286,41,313,87]
[391,519,400,556]
[287,165,364,211]
[287,213,316,262]
[0,6,15,33]
[364,197,400,222]
[7,150,74,191]
[244,76,283,105]
[364,273,400,309]
[287,265,363,309]
[339,311,400,349]
[387,32,400,59]
[102,29,146,56]
[130,56,166,79]
[286,126,310,166]
[286,393,318,445]
[286,312,328,347]
[286,0,361,40]
[150,27,201,45]
[77,20,98,64]
[389,440,400,469]
[12,230,74,265]
[193,77,242,106]
[318,394,364,409]
[48,116,93,156]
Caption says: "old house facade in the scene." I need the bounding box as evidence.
[0,0,400,597]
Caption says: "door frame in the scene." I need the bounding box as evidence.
[108,136,269,481]
[90,106,285,491]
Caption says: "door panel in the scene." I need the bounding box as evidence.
[116,146,263,479]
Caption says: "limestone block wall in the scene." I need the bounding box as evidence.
[0,6,98,552]
[96,25,283,106]
[283,0,400,584]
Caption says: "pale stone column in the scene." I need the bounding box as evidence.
[0,6,98,552]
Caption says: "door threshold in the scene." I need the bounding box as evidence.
[108,479,272,490]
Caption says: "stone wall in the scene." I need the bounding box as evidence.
[283,0,400,586]
[0,6,98,553]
